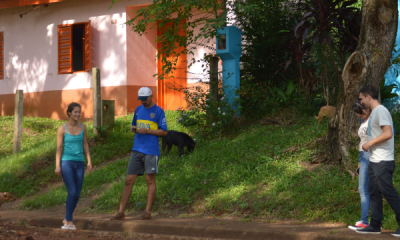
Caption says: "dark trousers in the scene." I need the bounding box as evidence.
[369,161,400,228]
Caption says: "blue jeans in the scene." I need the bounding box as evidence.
[61,160,85,222]
[359,151,370,224]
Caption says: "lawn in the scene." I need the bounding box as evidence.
[0,111,186,197]
[3,110,400,230]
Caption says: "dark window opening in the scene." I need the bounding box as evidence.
[72,24,84,72]
[218,34,226,50]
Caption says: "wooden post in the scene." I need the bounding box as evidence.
[13,90,23,153]
[207,57,219,122]
[93,68,101,135]
[101,100,115,128]
[209,56,219,102]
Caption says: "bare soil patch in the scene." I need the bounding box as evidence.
[0,221,202,240]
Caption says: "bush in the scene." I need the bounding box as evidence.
[175,85,240,136]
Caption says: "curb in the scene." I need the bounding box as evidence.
[26,217,392,240]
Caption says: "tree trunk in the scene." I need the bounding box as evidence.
[316,0,398,177]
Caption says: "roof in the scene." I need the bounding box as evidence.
[0,0,67,9]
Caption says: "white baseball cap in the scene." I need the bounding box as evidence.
[138,87,152,100]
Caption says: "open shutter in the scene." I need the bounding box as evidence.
[84,21,92,71]
[0,32,3,80]
[58,25,73,74]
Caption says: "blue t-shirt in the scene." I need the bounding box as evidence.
[131,104,167,156]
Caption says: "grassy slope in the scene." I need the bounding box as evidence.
[3,112,400,229]
[0,114,135,196]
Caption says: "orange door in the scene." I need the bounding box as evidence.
[157,20,187,110]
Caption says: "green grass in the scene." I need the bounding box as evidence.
[5,111,400,229]
[20,111,187,209]
[1,112,185,197]
[89,116,400,229]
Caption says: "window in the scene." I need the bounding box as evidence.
[0,32,3,80]
[217,34,226,50]
[58,21,91,74]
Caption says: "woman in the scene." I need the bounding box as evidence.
[348,100,371,230]
[55,102,92,230]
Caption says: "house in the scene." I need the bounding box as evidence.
[0,0,217,119]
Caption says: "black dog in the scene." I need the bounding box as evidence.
[161,130,196,157]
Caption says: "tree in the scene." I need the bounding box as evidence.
[109,0,228,79]
[287,0,361,104]
[315,0,398,176]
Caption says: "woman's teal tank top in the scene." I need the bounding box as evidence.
[61,122,85,161]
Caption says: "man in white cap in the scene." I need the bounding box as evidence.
[111,87,167,220]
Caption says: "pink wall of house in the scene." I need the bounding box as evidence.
[0,0,219,118]
[126,5,157,88]
[0,0,151,118]
[0,0,143,94]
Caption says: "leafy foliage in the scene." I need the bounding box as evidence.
[234,0,296,85]
[290,0,359,49]
[281,0,361,106]
[110,0,227,79]
[381,78,399,103]
[175,85,240,135]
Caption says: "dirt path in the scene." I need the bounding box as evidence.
[0,221,204,240]
[0,210,397,240]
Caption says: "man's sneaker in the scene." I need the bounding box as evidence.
[356,225,381,234]
[392,227,400,237]
[348,221,368,230]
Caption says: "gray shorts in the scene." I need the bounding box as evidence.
[127,151,159,176]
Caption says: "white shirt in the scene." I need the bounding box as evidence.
[358,118,369,152]
[367,105,395,162]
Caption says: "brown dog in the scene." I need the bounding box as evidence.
[0,192,16,207]
[314,106,336,124]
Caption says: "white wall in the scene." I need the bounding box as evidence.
[0,0,150,95]
[186,11,223,84]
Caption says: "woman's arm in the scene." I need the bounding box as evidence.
[55,126,65,176]
[82,124,92,172]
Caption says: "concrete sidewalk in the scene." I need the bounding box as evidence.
[0,210,397,240]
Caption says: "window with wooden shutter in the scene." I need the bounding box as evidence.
[58,25,73,74]
[58,21,91,74]
[84,21,92,71]
[0,32,3,80]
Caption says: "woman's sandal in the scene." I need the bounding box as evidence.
[139,211,152,220]
[61,224,76,230]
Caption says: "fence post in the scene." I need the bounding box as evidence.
[13,90,23,153]
[93,68,101,135]
[209,56,219,102]
[101,100,115,128]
